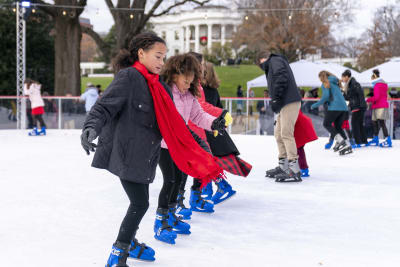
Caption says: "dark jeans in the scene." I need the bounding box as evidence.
[323,111,347,140]
[373,120,389,138]
[33,114,46,128]
[116,179,149,244]
[351,109,368,144]
[158,148,185,209]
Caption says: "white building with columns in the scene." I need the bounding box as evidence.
[150,5,244,58]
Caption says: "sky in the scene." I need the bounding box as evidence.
[52,0,398,37]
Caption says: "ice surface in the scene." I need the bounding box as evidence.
[0,130,399,267]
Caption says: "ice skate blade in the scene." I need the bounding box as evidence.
[190,207,214,213]
[339,149,353,156]
[275,178,302,183]
[128,256,155,262]
[174,229,191,235]
[212,191,236,205]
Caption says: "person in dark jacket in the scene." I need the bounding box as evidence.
[80,33,171,265]
[257,52,302,182]
[342,69,368,147]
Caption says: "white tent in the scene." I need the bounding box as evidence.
[358,58,400,88]
[246,60,363,90]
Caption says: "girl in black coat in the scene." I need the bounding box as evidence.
[342,70,368,146]
[80,33,170,266]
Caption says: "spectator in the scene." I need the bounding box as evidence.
[389,88,399,98]
[236,85,243,115]
[249,88,255,116]
[80,82,99,114]
[256,90,273,135]
[96,84,103,97]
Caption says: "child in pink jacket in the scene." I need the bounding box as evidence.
[366,69,391,147]
[155,53,221,244]
[24,79,47,136]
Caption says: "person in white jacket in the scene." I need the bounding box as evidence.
[24,79,47,136]
[80,82,99,113]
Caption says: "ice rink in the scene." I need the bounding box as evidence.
[0,130,399,267]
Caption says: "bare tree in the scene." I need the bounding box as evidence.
[82,0,211,63]
[36,0,87,96]
[233,0,352,62]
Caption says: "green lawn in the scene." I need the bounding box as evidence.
[81,65,265,96]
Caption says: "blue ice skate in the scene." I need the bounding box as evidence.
[154,208,177,244]
[301,168,310,177]
[211,179,236,205]
[129,238,155,262]
[190,189,214,213]
[379,136,392,148]
[105,241,130,267]
[368,136,379,146]
[176,190,192,220]
[201,182,213,200]
[168,203,191,234]
[38,126,46,136]
[28,127,39,136]
[325,140,333,149]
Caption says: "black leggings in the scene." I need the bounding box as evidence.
[116,179,149,244]
[351,109,368,144]
[33,114,46,128]
[323,111,347,140]
[179,173,201,192]
[373,119,389,138]
[158,149,186,209]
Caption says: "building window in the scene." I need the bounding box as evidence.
[161,31,166,40]
[175,31,179,40]
[175,49,179,55]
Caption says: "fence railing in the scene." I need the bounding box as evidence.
[1,96,399,139]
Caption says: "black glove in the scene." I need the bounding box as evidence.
[271,99,282,113]
[81,128,97,155]
[211,110,227,133]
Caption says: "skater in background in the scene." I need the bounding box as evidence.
[257,51,302,182]
[80,33,224,266]
[311,71,353,155]
[24,79,47,136]
[341,69,368,148]
[155,54,225,244]
[366,69,392,147]
[80,82,99,114]
[202,61,252,202]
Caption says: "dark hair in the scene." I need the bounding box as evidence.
[112,32,166,72]
[342,69,352,78]
[372,69,380,78]
[255,51,270,64]
[96,84,101,88]
[188,52,203,63]
[161,53,202,97]
[24,78,39,89]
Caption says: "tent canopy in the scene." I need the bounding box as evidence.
[358,58,400,88]
[247,60,364,90]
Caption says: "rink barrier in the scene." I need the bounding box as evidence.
[0,96,399,139]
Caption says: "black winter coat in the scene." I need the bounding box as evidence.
[343,77,367,111]
[203,85,239,156]
[260,54,301,113]
[83,67,172,184]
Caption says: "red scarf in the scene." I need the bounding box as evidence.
[133,62,223,187]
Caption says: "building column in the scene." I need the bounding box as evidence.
[185,25,190,52]
[221,24,226,46]
[195,24,200,52]
[207,24,212,50]
[180,27,185,53]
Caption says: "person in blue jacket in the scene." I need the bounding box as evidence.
[311,71,353,155]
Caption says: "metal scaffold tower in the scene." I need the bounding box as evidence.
[16,1,28,129]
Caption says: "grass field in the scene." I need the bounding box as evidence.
[81,65,265,97]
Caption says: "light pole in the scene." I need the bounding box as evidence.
[16,0,31,129]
